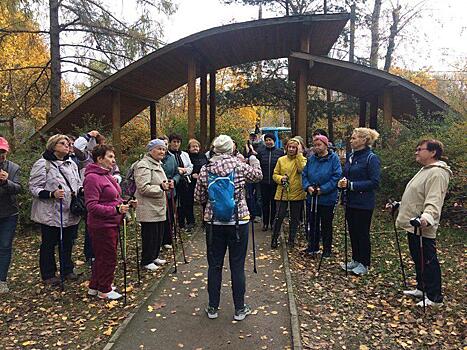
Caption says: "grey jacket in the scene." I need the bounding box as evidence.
[0,160,21,219]
[134,154,167,223]
[29,156,81,227]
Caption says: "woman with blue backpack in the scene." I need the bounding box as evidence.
[338,128,381,276]
[194,135,262,322]
[302,134,342,257]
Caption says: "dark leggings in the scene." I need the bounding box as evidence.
[346,207,373,267]
[140,222,164,266]
[273,200,303,242]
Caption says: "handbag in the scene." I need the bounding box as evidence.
[54,163,87,217]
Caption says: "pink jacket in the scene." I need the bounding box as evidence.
[84,163,124,229]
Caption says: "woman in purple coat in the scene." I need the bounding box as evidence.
[84,145,136,300]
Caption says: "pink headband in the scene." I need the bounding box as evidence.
[313,135,329,146]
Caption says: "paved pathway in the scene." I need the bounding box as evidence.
[109,224,292,350]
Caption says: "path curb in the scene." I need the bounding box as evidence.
[280,235,303,350]
[103,230,200,350]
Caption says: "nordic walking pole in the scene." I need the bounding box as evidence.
[172,193,188,264]
[311,186,319,259]
[119,216,128,305]
[271,180,286,249]
[340,188,349,277]
[58,185,65,291]
[389,201,407,288]
[410,216,425,313]
[248,185,258,273]
[166,190,178,273]
[130,208,141,284]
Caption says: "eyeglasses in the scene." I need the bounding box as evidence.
[415,147,428,152]
[57,141,70,147]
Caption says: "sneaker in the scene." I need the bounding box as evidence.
[88,285,116,296]
[65,272,79,281]
[322,251,332,258]
[143,263,160,271]
[98,290,122,300]
[0,281,9,294]
[154,258,167,265]
[351,263,368,275]
[164,244,172,250]
[403,289,424,298]
[416,298,443,307]
[341,260,359,271]
[205,306,219,319]
[43,277,61,286]
[254,217,261,223]
[234,304,252,321]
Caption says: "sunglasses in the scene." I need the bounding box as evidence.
[57,141,70,147]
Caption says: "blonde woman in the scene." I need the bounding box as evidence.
[338,128,381,276]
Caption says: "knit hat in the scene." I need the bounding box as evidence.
[213,135,233,155]
[264,133,275,141]
[46,134,69,152]
[313,134,329,146]
[147,139,167,152]
[0,137,9,152]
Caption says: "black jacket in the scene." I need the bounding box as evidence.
[189,152,208,175]
[256,146,284,184]
[0,160,22,218]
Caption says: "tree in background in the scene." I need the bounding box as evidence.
[1,0,177,120]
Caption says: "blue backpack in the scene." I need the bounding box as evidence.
[207,170,236,222]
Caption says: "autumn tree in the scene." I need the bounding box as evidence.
[1,0,177,120]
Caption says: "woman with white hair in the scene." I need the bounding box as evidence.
[338,127,381,276]
[29,134,81,286]
[194,135,262,321]
[134,139,171,272]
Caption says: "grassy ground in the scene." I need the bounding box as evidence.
[0,220,190,349]
[288,207,466,350]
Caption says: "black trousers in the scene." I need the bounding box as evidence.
[39,224,77,280]
[140,222,164,266]
[407,232,443,302]
[306,203,335,253]
[260,183,277,228]
[162,197,175,246]
[206,223,248,310]
[346,207,373,267]
[273,200,303,242]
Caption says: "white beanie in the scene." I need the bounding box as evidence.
[213,135,233,155]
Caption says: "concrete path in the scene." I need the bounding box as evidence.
[109,224,292,350]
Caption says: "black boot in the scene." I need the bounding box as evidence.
[271,233,279,249]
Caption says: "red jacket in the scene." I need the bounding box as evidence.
[84,163,124,229]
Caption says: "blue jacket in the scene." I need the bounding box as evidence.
[342,147,380,210]
[302,151,342,206]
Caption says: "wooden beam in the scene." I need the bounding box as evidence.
[200,70,208,150]
[383,87,393,130]
[150,100,157,140]
[369,95,378,130]
[359,98,367,127]
[295,61,307,140]
[187,57,197,139]
[300,25,312,53]
[111,90,121,162]
[209,71,216,143]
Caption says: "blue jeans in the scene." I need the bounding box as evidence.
[206,223,249,310]
[0,215,18,281]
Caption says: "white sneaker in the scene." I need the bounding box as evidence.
[416,298,443,307]
[143,263,160,271]
[88,285,116,296]
[351,263,368,275]
[403,289,424,298]
[341,260,359,271]
[164,244,172,249]
[154,258,167,265]
[0,281,9,294]
[98,290,122,300]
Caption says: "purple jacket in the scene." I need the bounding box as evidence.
[84,163,124,229]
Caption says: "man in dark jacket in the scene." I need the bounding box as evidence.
[256,133,284,231]
[0,137,21,294]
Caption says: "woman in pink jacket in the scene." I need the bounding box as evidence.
[84,145,136,300]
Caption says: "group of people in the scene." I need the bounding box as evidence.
[0,126,451,315]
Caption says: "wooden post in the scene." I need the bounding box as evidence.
[295,64,307,140]
[187,58,196,139]
[327,90,333,142]
[200,70,208,150]
[369,95,378,130]
[359,98,367,127]
[209,71,216,143]
[111,90,121,162]
[150,100,157,140]
[349,3,356,63]
[383,87,393,130]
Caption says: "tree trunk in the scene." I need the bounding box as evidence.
[384,5,401,71]
[326,90,333,142]
[49,0,61,120]
[369,0,382,68]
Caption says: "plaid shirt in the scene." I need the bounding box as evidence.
[194,154,263,223]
